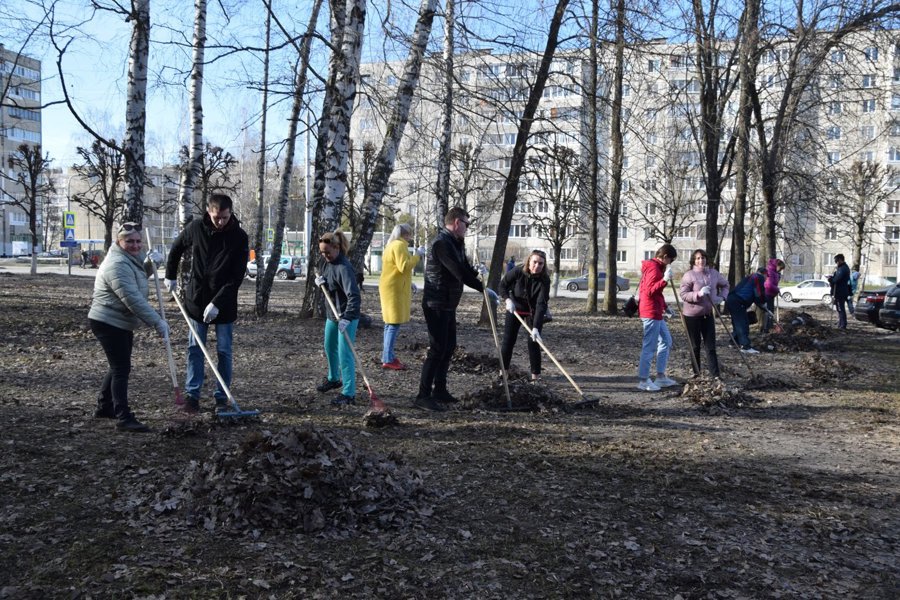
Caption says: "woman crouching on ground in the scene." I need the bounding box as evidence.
[499,249,551,381]
[314,230,361,405]
[88,222,169,432]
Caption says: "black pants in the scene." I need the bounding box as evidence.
[835,296,849,328]
[419,306,457,397]
[684,313,720,377]
[90,319,135,420]
[500,313,542,375]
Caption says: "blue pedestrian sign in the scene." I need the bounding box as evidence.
[64,228,76,241]
[60,240,78,248]
[63,211,76,228]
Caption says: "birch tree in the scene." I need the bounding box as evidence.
[176,0,208,229]
[433,0,455,228]
[120,0,150,224]
[349,0,438,275]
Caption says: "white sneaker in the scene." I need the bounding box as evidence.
[637,379,661,392]
[740,347,760,355]
[654,375,678,387]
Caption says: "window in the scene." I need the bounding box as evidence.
[859,126,874,141]
[864,46,879,61]
[863,74,877,88]
[616,250,627,262]
[644,250,655,260]
[886,251,898,266]
[889,147,900,162]
[827,126,842,140]
[891,122,900,137]
[537,200,549,213]
[514,200,530,213]
[894,67,900,83]
[645,155,657,167]
[509,224,530,238]
[558,247,577,260]
[504,133,516,145]
[622,180,631,192]
[647,203,657,216]
[674,226,692,238]
[827,151,841,165]
[647,59,660,72]
[5,128,40,143]
[862,99,876,113]
[829,75,842,89]
[887,200,900,214]
[860,151,875,164]
[825,227,837,240]
[831,50,845,63]
[8,107,40,121]
[618,226,628,239]
[892,94,900,111]
[830,101,842,115]
[887,226,900,240]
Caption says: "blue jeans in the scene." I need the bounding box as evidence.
[638,318,672,379]
[186,318,233,402]
[382,323,401,363]
[325,319,358,397]
[726,295,751,348]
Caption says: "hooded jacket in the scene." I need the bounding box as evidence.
[423,228,484,311]
[729,272,767,309]
[638,258,669,319]
[89,243,164,331]
[165,213,249,324]
[322,252,361,322]
[499,265,550,328]
[679,266,729,317]
[764,259,782,299]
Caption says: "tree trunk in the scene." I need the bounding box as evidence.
[433,0,454,231]
[122,0,150,225]
[177,0,207,229]
[349,0,437,275]
[602,0,625,315]
[583,0,599,313]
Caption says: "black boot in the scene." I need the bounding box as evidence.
[116,416,150,432]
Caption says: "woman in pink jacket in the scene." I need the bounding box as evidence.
[762,258,785,333]
[637,244,678,392]
[679,249,729,378]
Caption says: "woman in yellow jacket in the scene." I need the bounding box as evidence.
[379,224,425,370]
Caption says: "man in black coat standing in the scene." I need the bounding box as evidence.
[829,253,851,329]
[165,194,249,412]
[416,206,497,411]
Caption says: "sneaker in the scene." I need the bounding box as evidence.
[382,358,407,370]
[331,393,356,406]
[740,347,760,355]
[116,417,150,433]
[431,389,459,403]
[316,378,343,393]
[637,379,661,392]
[94,405,116,419]
[654,375,679,387]
[413,395,446,412]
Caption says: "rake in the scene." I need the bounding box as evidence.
[667,276,702,376]
[510,311,585,399]
[145,228,183,406]
[318,279,388,412]
[482,282,512,409]
[171,292,260,419]
[711,302,755,378]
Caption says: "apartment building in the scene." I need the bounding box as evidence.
[350,31,900,283]
[0,45,42,256]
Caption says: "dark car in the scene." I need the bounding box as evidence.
[853,287,889,328]
[877,284,900,330]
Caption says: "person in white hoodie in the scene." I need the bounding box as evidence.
[88,222,169,432]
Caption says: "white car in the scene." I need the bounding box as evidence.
[780,279,832,304]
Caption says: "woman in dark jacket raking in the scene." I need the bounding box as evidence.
[499,249,551,381]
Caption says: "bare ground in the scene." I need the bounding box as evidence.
[0,272,898,599]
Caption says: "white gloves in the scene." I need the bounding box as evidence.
[663,267,673,281]
[338,318,350,332]
[164,278,178,293]
[664,307,674,320]
[155,320,169,338]
[147,250,163,264]
[505,298,515,314]
[486,288,499,303]
[531,328,542,343]
[411,282,418,294]
[415,246,427,257]
[477,263,489,276]
[700,285,711,297]
[203,303,219,323]
[315,275,326,287]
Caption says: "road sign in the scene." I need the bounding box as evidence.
[64,228,76,241]
[63,211,76,228]
[60,240,78,248]
[266,228,274,242]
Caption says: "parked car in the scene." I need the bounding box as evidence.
[780,279,832,304]
[562,272,630,292]
[246,255,304,280]
[876,284,900,330]
[853,287,889,328]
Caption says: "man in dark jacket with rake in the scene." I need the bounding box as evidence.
[165,194,249,413]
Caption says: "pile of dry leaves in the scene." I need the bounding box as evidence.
[150,426,435,534]
[461,378,565,412]
[757,311,834,352]
[798,353,863,382]
[680,376,759,411]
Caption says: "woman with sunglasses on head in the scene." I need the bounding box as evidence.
[678,248,729,379]
[88,222,169,432]
[499,249,551,381]
[314,230,361,405]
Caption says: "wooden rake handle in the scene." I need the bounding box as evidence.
[511,310,583,397]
